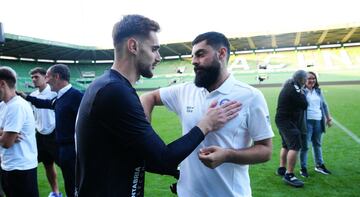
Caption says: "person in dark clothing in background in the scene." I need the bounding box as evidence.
[275,70,308,188]
[74,14,241,197]
[28,67,62,197]
[20,64,83,197]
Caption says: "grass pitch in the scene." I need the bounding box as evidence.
[37,84,360,196]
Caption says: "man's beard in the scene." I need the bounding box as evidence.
[138,62,154,79]
[194,59,220,89]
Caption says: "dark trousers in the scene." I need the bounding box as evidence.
[59,144,76,197]
[0,168,5,197]
[1,167,39,197]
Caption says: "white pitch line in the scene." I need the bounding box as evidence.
[332,118,360,144]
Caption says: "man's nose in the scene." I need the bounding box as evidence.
[155,51,161,63]
[192,57,199,66]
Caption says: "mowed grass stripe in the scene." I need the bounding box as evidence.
[333,118,360,144]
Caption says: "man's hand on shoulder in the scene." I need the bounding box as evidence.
[16,90,27,99]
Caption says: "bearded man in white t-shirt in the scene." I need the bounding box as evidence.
[0,66,39,197]
[141,32,274,197]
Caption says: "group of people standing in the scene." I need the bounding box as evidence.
[75,15,274,197]
[0,64,82,197]
[0,14,333,197]
[275,69,333,188]
[0,14,274,197]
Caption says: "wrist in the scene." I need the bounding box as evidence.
[221,148,234,164]
[196,122,210,135]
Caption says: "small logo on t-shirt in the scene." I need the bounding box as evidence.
[219,98,230,106]
[186,106,194,113]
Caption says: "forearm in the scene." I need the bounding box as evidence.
[141,98,156,122]
[165,126,204,163]
[145,163,179,177]
[0,137,9,148]
[140,91,162,122]
[26,95,54,109]
[225,139,272,165]
[0,133,17,148]
[145,126,204,173]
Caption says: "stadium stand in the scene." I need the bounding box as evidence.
[1,26,360,91]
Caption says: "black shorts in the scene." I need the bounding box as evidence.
[1,167,39,197]
[276,121,302,151]
[36,131,59,165]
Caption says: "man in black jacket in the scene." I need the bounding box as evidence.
[74,15,240,197]
[21,64,83,197]
[275,70,308,188]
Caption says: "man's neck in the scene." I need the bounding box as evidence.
[3,90,16,103]
[56,81,70,93]
[38,84,47,92]
[111,59,139,85]
[207,70,230,92]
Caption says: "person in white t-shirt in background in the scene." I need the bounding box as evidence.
[0,66,39,197]
[141,32,274,197]
[29,67,62,197]
[0,100,6,197]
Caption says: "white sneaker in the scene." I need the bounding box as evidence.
[48,192,62,197]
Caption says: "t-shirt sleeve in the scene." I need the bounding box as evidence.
[159,84,184,116]
[3,103,24,133]
[248,90,274,141]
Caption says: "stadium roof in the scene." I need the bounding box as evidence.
[1,26,360,61]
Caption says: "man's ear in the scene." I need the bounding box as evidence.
[127,38,138,55]
[54,74,60,80]
[218,47,227,60]
[0,80,5,88]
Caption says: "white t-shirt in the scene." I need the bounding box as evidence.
[1,96,38,171]
[306,90,322,120]
[0,101,6,129]
[160,75,274,197]
[30,84,57,135]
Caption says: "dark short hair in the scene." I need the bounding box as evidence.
[192,31,231,62]
[29,67,47,76]
[0,66,17,88]
[308,71,320,88]
[112,14,160,47]
[49,64,70,82]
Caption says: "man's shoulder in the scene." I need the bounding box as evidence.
[30,89,39,97]
[91,77,136,104]
[7,96,30,110]
[161,81,199,93]
[280,81,296,94]
[33,88,57,99]
[67,87,83,97]
[232,79,261,96]
[93,70,129,89]
[232,78,252,89]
